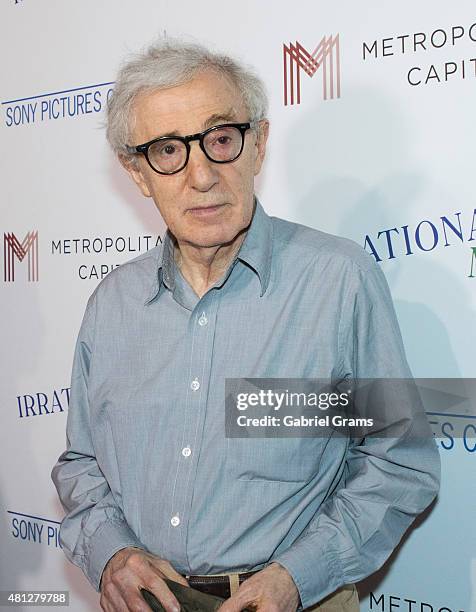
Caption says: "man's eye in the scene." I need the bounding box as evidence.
[209,135,232,148]
[161,144,177,156]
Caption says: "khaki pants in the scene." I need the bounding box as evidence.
[305,584,359,611]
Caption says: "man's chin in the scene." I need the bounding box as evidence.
[180,228,246,250]
[186,237,239,249]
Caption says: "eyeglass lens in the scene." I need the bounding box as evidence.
[147,125,244,174]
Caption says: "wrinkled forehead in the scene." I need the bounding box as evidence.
[129,69,247,141]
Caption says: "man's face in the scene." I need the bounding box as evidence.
[123,70,269,249]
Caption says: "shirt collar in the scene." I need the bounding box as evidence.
[145,198,273,305]
[235,198,273,297]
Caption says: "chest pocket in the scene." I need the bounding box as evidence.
[226,436,331,483]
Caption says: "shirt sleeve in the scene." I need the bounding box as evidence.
[51,295,144,591]
[272,258,441,610]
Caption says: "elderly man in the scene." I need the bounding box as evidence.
[52,39,439,612]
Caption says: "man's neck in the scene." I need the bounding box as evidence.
[173,230,247,298]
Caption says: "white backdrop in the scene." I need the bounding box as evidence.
[1,1,475,611]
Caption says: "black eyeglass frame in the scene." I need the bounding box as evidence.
[125,121,258,175]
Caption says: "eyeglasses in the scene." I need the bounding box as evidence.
[125,121,257,175]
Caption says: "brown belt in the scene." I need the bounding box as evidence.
[184,570,258,600]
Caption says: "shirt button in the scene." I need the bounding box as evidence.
[198,312,208,326]
[182,447,192,457]
[191,378,200,391]
[171,515,180,527]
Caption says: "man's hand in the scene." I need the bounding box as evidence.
[99,546,189,612]
[218,563,300,612]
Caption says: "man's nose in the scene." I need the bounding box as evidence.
[186,142,219,192]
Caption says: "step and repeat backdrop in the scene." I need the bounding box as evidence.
[1,0,475,610]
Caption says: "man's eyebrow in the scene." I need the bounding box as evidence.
[149,110,239,141]
[151,129,181,140]
[203,110,238,129]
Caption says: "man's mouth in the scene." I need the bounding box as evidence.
[187,203,227,216]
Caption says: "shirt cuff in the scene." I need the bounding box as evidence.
[272,537,345,610]
[86,518,144,591]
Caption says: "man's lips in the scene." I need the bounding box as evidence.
[187,203,227,215]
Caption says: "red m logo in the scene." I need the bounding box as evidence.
[3,231,39,282]
[283,36,341,106]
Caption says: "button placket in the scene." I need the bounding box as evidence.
[181,297,220,561]
[166,293,219,570]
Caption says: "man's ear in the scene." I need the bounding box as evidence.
[253,120,269,176]
[119,154,152,198]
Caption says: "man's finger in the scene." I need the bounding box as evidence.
[111,569,179,612]
[219,592,256,612]
[149,561,189,587]
[100,581,129,612]
[125,591,157,612]
[167,571,189,587]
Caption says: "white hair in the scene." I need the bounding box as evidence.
[106,37,268,157]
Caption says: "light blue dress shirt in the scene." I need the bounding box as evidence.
[52,200,440,610]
